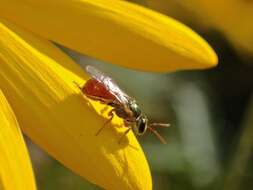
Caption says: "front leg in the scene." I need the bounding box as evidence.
[95,108,115,136]
[118,128,131,144]
[117,121,132,144]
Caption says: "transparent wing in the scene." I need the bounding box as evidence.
[86,65,131,104]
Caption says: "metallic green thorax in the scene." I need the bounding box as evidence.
[129,101,148,136]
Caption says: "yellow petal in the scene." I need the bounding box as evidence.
[0,19,151,190]
[167,0,253,54]
[0,90,37,190]
[0,0,217,72]
[192,0,253,54]
[146,0,211,30]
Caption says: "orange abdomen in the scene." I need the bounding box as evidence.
[83,78,117,101]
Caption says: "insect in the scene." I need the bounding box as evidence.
[75,65,170,144]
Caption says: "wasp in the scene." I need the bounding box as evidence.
[75,65,170,143]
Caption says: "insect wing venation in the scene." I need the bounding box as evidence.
[86,65,131,105]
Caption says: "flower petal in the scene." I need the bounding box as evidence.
[0,90,37,190]
[178,0,253,55]
[0,19,151,190]
[0,0,217,72]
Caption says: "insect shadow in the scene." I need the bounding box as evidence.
[81,94,140,149]
[56,92,139,150]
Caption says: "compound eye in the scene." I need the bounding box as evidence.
[138,117,147,135]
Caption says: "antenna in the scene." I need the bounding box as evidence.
[148,126,167,144]
[147,122,170,144]
[149,123,170,128]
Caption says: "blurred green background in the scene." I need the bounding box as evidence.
[26,0,253,189]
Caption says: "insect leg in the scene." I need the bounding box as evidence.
[85,94,116,105]
[95,109,115,136]
[73,81,83,90]
[118,128,131,144]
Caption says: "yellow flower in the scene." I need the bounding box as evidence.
[146,0,210,30]
[0,0,217,72]
[148,0,253,55]
[188,0,253,55]
[0,0,218,189]
[0,90,36,190]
